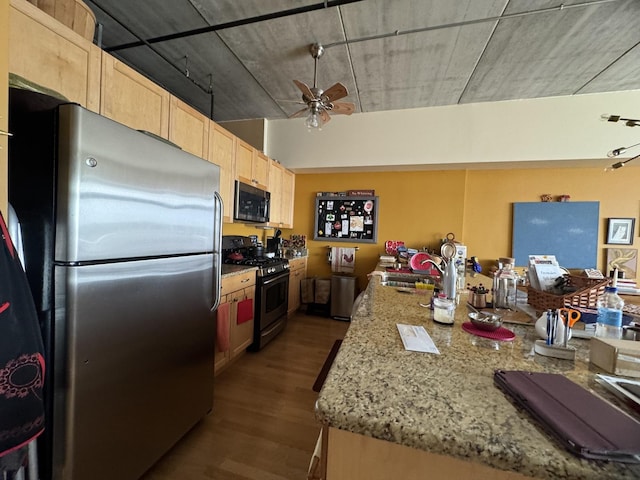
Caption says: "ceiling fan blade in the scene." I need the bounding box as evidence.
[289,107,309,119]
[293,79,314,100]
[323,82,348,102]
[331,101,356,116]
[319,109,331,125]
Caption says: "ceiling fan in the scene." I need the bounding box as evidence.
[289,43,356,129]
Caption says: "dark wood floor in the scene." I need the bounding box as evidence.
[141,312,350,480]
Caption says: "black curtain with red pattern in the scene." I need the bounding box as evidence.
[0,211,45,459]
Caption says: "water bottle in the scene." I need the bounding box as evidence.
[443,259,457,300]
[595,286,624,339]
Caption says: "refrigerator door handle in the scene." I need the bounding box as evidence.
[211,191,223,312]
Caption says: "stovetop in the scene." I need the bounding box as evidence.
[223,255,289,277]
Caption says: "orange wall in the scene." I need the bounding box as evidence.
[286,166,640,292]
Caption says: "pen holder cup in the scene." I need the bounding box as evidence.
[534,315,571,345]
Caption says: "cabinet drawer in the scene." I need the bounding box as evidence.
[221,271,255,296]
[289,257,307,272]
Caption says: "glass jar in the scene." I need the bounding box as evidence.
[433,296,455,324]
[493,257,519,310]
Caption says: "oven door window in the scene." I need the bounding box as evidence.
[259,272,289,328]
[264,277,287,314]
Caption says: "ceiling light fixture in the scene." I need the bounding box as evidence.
[603,114,640,171]
[607,141,640,158]
[600,114,640,127]
[607,153,640,170]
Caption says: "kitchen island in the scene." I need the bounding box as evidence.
[315,272,640,479]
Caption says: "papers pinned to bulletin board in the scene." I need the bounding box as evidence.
[314,195,379,243]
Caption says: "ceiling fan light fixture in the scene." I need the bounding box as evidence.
[305,109,322,130]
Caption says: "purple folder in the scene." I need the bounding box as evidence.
[494,370,640,463]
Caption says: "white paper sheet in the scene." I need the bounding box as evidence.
[397,324,440,354]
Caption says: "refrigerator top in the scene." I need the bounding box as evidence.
[56,104,220,263]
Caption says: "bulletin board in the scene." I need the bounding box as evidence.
[512,201,599,268]
[314,196,379,243]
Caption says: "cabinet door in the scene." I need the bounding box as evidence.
[268,160,284,226]
[253,151,270,190]
[288,258,307,316]
[214,295,230,375]
[169,95,209,158]
[230,287,255,358]
[235,138,254,185]
[209,122,235,223]
[101,53,170,137]
[9,0,101,112]
[281,168,295,228]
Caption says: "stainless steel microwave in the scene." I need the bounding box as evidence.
[234,180,270,223]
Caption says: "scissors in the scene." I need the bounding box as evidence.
[558,307,581,348]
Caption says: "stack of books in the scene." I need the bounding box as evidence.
[617,278,640,295]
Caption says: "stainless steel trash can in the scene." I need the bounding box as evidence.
[331,274,356,321]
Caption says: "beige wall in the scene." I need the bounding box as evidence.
[287,166,640,291]
[267,90,640,172]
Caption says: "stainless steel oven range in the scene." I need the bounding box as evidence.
[223,236,290,350]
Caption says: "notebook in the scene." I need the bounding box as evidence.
[494,370,640,463]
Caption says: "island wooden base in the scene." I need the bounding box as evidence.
[325,427,535,480]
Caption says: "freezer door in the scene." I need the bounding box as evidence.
[55,104,220,263]
[52,256,214,480]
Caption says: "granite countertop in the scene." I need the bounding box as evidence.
[315,273,640,479]
[221,264,257,278]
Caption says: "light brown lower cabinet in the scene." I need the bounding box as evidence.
[215,272,255,375]
[324,427,534,480]
[288,257,307,316]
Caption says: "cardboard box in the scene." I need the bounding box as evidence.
[590,337,640,378]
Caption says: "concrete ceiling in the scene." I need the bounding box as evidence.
[84,0,640,123]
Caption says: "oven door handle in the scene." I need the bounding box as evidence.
[261,271,290,286]
[261,317,285,337]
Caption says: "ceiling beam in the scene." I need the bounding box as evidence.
[105,0,367,52]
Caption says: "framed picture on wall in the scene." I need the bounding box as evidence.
[606,248,637,279]
[606,218,635,245]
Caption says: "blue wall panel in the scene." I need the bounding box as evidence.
[512,202,599,268]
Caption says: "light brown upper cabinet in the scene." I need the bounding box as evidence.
[168,96,209,159]
[9,0,101,112]
[280,168,295,229]
[268,160,284,227]
[236,139,269,191]
[209,122,235,223]
[266,160,295,229]
[101,53,170,138]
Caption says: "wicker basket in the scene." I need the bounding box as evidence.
[527,275,609,312]
[27,0,96,41]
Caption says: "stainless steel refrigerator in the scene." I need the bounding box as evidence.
[8,95,222,480]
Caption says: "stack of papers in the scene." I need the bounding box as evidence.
[528,255,565,291]
[397,324,440,354]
